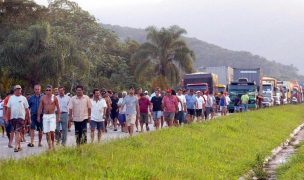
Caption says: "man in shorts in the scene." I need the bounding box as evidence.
[28,84,43,147]
[150,89,163,130]
[90,89,107,143]
[7,85,30,152]
[138,93,150,132]
[162,89,178,127]
[121,87,139,136]
[204,91,214,120]
[185,89,197,123]
[110,92,119,131]
[196,91,205,121]
[38,85,60,150]
[117,91,127,132]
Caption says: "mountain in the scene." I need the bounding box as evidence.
[103,24,304,82]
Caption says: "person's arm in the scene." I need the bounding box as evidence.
[37,98,44,122]
[68,98,73,122]
[136,99,140,117]
[55,97,60,122]
[87,97,92,121]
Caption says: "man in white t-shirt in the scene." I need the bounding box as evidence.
[90,89,107,143]
[7,85,30,152]
[176,88,186,125]
[196,91,205,121]
[204,91,214,120]
[118,91,127,132]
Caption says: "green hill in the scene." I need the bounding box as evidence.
[103,24,304,82]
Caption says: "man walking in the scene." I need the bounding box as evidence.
[68,85,92,145]
[150,89,163,129]
[185,89,197,123]
[28,84,43,147]
[55,86,70,146]
[37,85,60,150]
[138,93,150,132]
[7,85,30,152]
[90,89,107,143]
[162,89,178,127]
[241,93,250,112]
[176,88,186,125]
[121,87,139,136]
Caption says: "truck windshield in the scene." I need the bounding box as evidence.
[187,84,207,91]
[218,87,225,93]
[262,85,272,91]
[229,85,256,92]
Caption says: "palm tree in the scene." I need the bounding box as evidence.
[132,25,195,88]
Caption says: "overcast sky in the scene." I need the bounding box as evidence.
[35,0,304,74]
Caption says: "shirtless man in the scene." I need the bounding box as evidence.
[37,85,60,150]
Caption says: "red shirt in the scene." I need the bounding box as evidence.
[139,97,150,113]
[162,95,178,113]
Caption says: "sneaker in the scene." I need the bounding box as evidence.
[8,144,13,148]
[27,143,34,147]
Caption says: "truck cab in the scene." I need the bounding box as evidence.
[228,79,258,112]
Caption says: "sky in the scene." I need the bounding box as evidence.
[35,0,304,74]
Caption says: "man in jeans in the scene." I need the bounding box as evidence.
[7,85,30,152]
[69,85,92,146]
[56,86,70,146]
[28,84,43,147]
[121,87,139,136]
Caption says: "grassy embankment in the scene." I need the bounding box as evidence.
[0,105,303,179]
[277,142,304,180]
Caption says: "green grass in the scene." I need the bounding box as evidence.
[0,105,304,179]
[277,142,304,180]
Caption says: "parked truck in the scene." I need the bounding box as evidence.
[227,78,258,112]
[290,80,303,103]
[260,77,279,106]
[233,68,261,87]
[201,66,234,87]
[182,72,218,93]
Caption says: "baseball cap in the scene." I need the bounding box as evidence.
[14,85,22,90]
[144,90,148,94]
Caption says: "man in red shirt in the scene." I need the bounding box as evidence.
[138,93,151,132]
[162,89,178,127]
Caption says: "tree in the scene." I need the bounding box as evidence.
[132,25,195,89]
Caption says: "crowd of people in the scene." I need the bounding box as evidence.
[0,84,251,152]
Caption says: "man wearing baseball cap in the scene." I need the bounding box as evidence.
[162,88,178,127]
[7,85,30,152]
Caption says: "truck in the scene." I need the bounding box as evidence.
[233,68,261,87]
[260,77,278,106]
[290,80,303,103]
[200,66,234,86]
[182,72,218,93]
[227,78,258,112]
[277,81,288,104]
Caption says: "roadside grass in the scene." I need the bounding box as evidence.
[0,105,303,179]
[277,142,304,180]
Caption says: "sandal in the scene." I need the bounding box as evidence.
[18,147,22,151]
[27,143,34,147]
[14,148,18,152]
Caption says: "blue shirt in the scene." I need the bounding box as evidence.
[28,94,42,115]
[185,94,197,109]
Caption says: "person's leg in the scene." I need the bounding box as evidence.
[61,113,68,146]
[29,114,36,146]
[97,122,103,143]
[140,113,144,132]
[74,121,81,146]
[50,131,55,150]
[55,114,61,144]
[81,120,87,144]
[90,120,95,143]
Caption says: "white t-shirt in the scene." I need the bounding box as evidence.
[196,96,205,109]
[0,102,3,117]
[90,98,107,122]
[226,96,231,105]
[118,98,126,114]
[205,95,214,108]
[177,94,186,111]
[7,95,29,119]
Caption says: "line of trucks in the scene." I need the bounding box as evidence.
[182,66,304,112]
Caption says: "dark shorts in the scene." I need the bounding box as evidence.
[196,109,203,117]
[30,114,43,131]
[140,113,149,124]
[110,111,119,120]
[176,111,184,123]
[118,114,126,124]
[90,120,104,131]
[11,118,25,132]
[5,120,13,134]
[187,109,195,116]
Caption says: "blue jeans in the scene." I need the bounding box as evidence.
[242,104,248,112]
[55,113,68,145]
